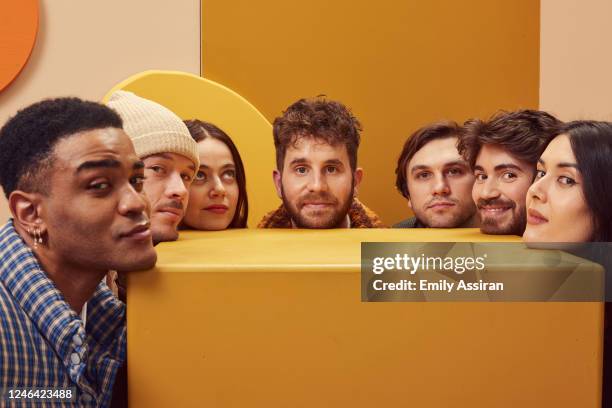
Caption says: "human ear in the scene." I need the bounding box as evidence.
[273,170,283,199]
[352,168,364,197]
[8,190,47,238]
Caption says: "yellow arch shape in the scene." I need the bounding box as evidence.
[103,70,278,227]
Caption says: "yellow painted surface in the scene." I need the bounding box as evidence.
[128,229,601,407]
[102,70,276,227]
[201,0,540,225]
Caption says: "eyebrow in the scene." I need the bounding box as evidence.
[538,158,579,170]
[410,165,431,174]
[148,153,196,172]
[493,163,524,172]
[289,158,310,166]
[199,162,235,170]
[133,161,144,170]
[76,159,121,173]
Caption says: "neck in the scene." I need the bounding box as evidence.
[15,226,106,314]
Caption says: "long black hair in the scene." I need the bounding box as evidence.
[562,120,612,241]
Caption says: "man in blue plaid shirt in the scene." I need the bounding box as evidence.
[0,98,157,407]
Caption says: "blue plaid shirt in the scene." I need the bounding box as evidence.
[0,220,126,407]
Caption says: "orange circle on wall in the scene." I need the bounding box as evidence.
[0,0,39,92]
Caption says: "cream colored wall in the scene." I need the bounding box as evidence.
[540,0,612,121]
[0,0,200,223]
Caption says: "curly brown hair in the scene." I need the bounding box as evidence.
[272,97,362,171]
[458,109,563,169]
[395,121,462,199]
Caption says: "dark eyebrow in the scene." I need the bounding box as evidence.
[133,161,144,170]
[493,163,524,173]
[324,159,344,166]
[76,159,121,173]
[289,158,309,166]
[410,165,431,174]
[558,162,579,169]
[474,165,484,172]
[443,160,469,168]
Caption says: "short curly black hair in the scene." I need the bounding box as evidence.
[0,97,123,199]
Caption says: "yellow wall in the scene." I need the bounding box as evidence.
[201,0,540,225]
[0,0,200,223]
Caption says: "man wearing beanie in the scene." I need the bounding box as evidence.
[107,91,199,245]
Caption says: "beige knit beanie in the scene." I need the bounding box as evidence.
[106,91,199,167]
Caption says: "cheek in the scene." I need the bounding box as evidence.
[187,185,207,210]
[552,188,593,238]
[453,178,475,200]
[506,179,532,204]
[227,184,240,209]
[471,183,481,203]
[143,180,163,206]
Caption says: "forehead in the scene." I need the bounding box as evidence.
[284,137,349,164]
[540,134,574,163]
[475,144,531,172]
[408,137,461,170]
[53,127,138,169]
[198,138,233,162]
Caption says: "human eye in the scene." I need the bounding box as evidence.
[474,173,487,182]
[415,171,431,180]
[130,174,145,192]
[222,169,236,181]
[147,165,165,175]
[295,166,308,175]
[446,167,464,177]
[325,165,338,174]
[182,172,195,183]
[558,175,576,186]
[535,169,546,180]
[501,171,517,181]
[87,179,111,193]
[194,170,207,182]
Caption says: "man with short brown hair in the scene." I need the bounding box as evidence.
[458,109,563,235]
[394,121,478,228]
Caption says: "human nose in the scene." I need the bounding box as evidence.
[209,176,226,197]
[119,184,148,216]
[527,176,547,204]
[479,178,500,200]
[165,172,189,201]
[432,173,450,196]
[306,172,328,192]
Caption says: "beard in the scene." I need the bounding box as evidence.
[281,184,354,229]
[478,197,527,235]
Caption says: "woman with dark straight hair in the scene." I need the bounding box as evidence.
[182,119,249,230]
[523,120,612,243]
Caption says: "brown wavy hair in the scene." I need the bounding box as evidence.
[273,97,362,172]
[458,109,563,169]
[184,120,248,228]
[395,121,462,199]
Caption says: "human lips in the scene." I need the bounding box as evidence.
[120,222,152,241]
[527,208,548,225]
[301,202,334,210]
[426,201,456,210]
[204,204,228,214]
[155,206,183,222]
[478,200,514,217]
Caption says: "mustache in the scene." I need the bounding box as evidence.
[297,193,339,207]
[476,198,516,209]
[155,200,184,211]
[425,197,458,207]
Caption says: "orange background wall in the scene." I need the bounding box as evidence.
[201,0,540,225]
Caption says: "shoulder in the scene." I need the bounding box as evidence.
[393,217,419,228]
